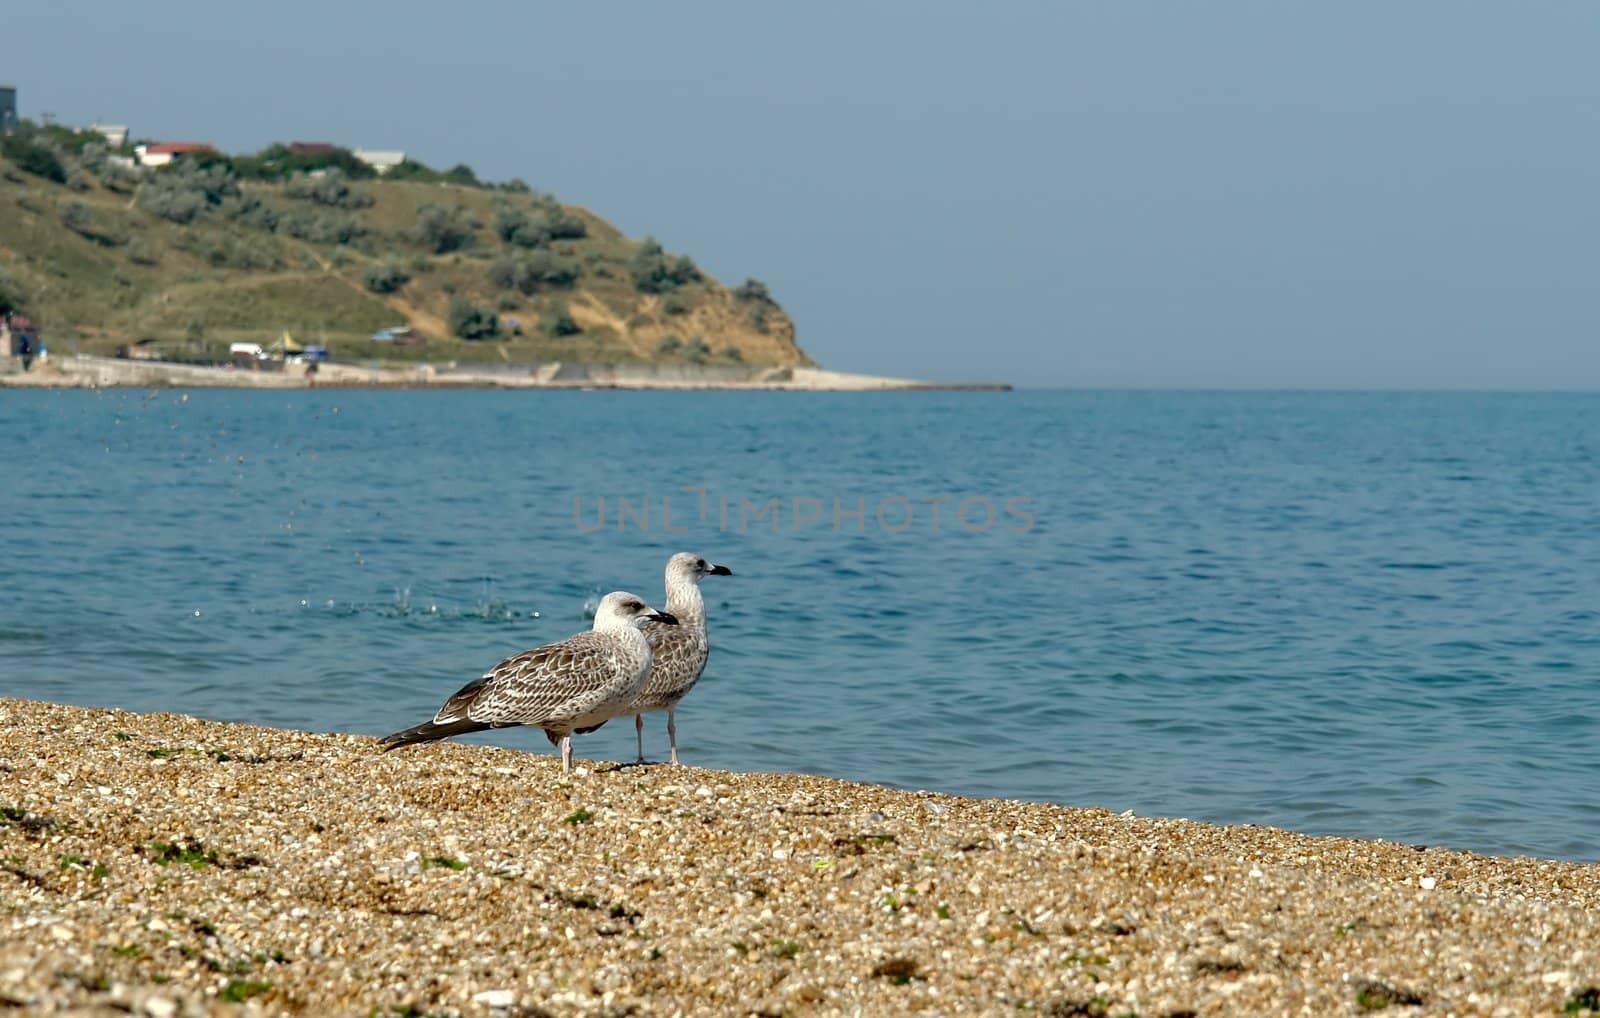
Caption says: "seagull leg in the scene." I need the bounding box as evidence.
[634,713,645,764]
[560,735,572,774]
[667,709,679,766]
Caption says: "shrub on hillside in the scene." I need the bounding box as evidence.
[59,201,126,247]
[185,151,242,177]
[224,192,280,232]
[447,297,499,340]
[231,144,375,181]
[95,157,139,194]
[59,201,92,234]
[443,163,480,187]
[737,279,779,333]
[684,336,711,363]
[734,278,775,304]
[488,251,579,295]
[492,203,542,247]
[35,123,117,158]
[0,267,30,314]
[125,235,159,266]
[540,303,580,337]
[278,207,363,245]
[535,197,587,240]
[655,335,682,355]
[285,169,374,209]
[493,197,587,248]
[174,230,282,271]
[1,133,68,184]
[415,203,476,253]
[135,164,240,224]
[629,238,700,293]
[661,292,689,316]
[382,159,445,184]
[136,183,206,224]
[363,259,409,294]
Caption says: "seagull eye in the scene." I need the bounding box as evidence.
[696,559,707,569]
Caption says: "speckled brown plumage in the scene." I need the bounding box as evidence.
[380,591,672,771]
[624,552,732,764]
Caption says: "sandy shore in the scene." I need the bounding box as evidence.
[0,357,1010,392]
[1,699,1597,1017]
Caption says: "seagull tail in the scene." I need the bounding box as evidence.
[378,718,491,752]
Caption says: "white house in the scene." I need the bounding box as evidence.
[353,149,406,174]
[90,123,129,147]
[133,142,214,167]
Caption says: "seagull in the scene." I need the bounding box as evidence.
[379,591,678,773]
[577,552,731,764]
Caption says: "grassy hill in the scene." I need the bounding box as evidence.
[0,129,809,367]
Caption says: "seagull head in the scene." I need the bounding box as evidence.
[593,591,678,631]
[665,551,733,587]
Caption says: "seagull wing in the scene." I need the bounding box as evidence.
[441,631,620,728]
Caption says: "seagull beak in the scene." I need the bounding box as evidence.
[647,611,680,626]
[708,563,732,576]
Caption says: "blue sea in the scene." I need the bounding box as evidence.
[2,388,1598,861]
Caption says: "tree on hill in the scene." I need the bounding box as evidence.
[540,303,580,337]
[447,297,499,340]
[493,198,587,248]
[1,131,67,184]
[384,159,485,188]
[488,251,580,295]
[231,144,375,181]
[443,164,480,187]
[734,278,776,305]
[135,163,241,224]
[363,260,409,294]
[285,168,375,209]
[415,203,477,253]
[0,267,30,315]
[630,238,701,293]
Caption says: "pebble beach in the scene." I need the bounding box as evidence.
[2,698,1598,1017]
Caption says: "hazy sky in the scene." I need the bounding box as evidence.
[9,3,1599,387]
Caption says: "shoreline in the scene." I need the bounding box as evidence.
[2,697,1598,1015]
[0,356,1012,392]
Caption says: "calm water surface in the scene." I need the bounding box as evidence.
[2,389,1598,860]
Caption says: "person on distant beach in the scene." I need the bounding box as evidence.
[305,361,319,387]
[16,333,32,372]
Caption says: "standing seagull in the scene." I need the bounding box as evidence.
[379,591,678,773]
[579,552,732,764]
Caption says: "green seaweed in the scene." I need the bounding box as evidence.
[220,979,271,1002]
[147,841,215,868]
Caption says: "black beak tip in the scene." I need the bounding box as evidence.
[710,564,733,576]
[650,611,680,626]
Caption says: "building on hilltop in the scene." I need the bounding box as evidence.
[89,123,129,147]
[134,141,215,167]
[353,148,405,174]
[0,86,17,134]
